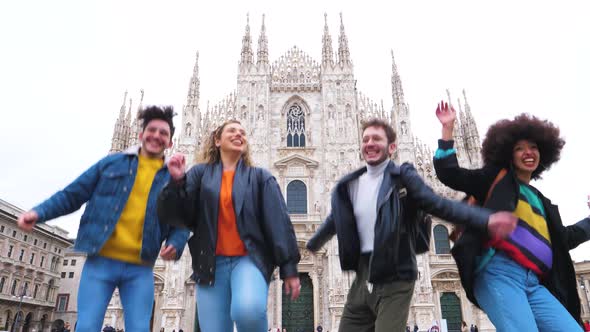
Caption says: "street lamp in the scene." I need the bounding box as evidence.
[10,286,32,332]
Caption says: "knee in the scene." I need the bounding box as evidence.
[231,298,267,323]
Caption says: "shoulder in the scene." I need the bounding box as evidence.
[252,167,274,183]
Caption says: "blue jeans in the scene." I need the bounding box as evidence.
[196,256,269,332]
[473,252,582,332]
[77,256,154,332]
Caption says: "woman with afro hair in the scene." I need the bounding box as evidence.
[433,102,590,331]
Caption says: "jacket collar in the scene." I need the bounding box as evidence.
[210,158,249,218]
[338,160,400,186]
[122,145,171,165]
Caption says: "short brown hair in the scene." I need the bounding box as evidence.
[361,118,397,144]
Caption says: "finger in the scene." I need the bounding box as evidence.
[284,282,291,295]
[291,284,300,300]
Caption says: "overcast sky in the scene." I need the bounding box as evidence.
[1,0,588,260]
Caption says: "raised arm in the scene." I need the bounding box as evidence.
[157,154,202,229]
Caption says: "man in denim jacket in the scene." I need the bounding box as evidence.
[17,106,189,332]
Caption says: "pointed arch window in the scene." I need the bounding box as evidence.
[287,180,307,214]
[287,104,305,147]
[434,224,451,254]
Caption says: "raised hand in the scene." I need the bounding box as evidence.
[436,101,457,127]
[167,153,186,181]
[17,210,39,232]
[283,275,301,301]
[487,211,518,239]
[436,101,456,140]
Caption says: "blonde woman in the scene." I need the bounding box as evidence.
[158,120,301,332]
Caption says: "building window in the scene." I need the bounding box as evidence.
[61,272,66,279]
[46,280,54,301]
[434,225,451,255]
[40,256,45,267]
[56,294,69,312]
[0,277,5,293]
[0,225,4,233]
[43,242,47,249]
[10,280,18,296]
[33,284,39,298]
[23,282,29,295]
[12,230,17,238]
[34,239,38,246]
[29,253,35,265]
[7,245,13,258]
[287,180,308,214]
[71,259,77,266]
[68,272,74,279]
[286,104,306,147]
[23,235,27,242]
[19,249,25,262]
[63,260,68,266]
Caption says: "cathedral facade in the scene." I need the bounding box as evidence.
[108,14,492,332]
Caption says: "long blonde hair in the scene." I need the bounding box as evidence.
[197,120,253,167]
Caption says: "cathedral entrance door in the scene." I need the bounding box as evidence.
[282,273,313,332]
[440,292,462,332]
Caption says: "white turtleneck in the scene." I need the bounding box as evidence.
[348,159,389,253]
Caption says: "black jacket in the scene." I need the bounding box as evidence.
[307,161,492,283]
[434,139,590,322]
[157,159,300,285]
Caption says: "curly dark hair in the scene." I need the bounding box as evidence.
[137,105,176,137]
[481,113,565,179]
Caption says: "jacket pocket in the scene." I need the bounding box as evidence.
[96,171,127,195]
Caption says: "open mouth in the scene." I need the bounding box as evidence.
[522,158,536,167]
[231,139,243,146]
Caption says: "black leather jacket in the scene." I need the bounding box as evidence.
[307,161,492,283]
[157,160,300,285]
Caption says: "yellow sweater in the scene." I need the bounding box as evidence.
[99,154,163,264]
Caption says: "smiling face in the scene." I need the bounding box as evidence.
[361,125,396,166]
[512,139,540,182]
[215,122,247,155]
[139,119,173,158]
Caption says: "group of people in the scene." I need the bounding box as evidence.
[16,102,590,332]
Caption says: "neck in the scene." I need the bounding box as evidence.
[515,169,532,184]
[139,148,164,160]
[366,158,389,175]
[220,151,241,170]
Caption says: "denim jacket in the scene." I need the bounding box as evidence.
[32,146,189,264]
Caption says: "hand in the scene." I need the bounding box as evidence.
[160,245,177,260]
[17,210,38,232]
[283,276,301,301]
[167,153,186,181]
[435,101,457,128]
[487,211,518,239]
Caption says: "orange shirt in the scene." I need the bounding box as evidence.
[215,170,248,256]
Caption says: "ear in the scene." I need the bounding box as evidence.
[215,137,221,148]
[139,131,144,141]
[167,140,173,149]
[388,142,396,156]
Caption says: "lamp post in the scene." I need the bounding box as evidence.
[10,286,32,332]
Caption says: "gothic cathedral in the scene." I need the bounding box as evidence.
[109,13,493,332]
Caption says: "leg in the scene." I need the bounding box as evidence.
[473,253,538,332]
[118,262,155,332]
[527,281,582,332]
[373,280,415,332]
[338,274,374,332]
[76,256,118,332]
[196,256,233,332]
[230,256,269,332]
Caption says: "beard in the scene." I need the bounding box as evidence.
[364,148,391,166]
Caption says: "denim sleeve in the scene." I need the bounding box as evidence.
[33,159,103,222]
[165,227,190,259]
